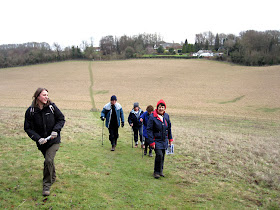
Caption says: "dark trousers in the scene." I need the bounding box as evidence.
[144,137,152,153]
[41,143,60,191]
[133,126,143,143]
[109,127,119,146]
[154,149,165,174]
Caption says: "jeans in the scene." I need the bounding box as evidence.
[41,143,60,191]
[154,149,165,174]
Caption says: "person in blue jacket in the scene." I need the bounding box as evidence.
[140,105,154,157]
[128,102,144,148]
[147,99,173,179]
[101,95,124,151]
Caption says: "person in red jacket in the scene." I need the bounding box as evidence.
[147,99,173,179]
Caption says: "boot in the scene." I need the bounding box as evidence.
[153,173,160,179]
[42,190,50,196]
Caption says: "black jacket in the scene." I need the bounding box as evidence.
[128,109,143,128]
[24,103,65,151]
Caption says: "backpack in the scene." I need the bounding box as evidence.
[30,104,54,116]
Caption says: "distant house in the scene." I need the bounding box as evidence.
[93,47,100,52]
[196,50,213,57]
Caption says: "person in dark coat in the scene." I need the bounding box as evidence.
[128,102,144,148]
[140,105,154,156]
[24,88,65,196]
[101,95,124,151]
[147,99,173,179]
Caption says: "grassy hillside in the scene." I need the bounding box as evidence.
[0,107,279,209]
[0,60,280,208]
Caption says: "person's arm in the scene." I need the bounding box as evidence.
[24,108,41,142]
[167,115,173,145]
[52,103,65,133]
[120,108,124,127]
[147,116,155,149]
[128,112,133,126]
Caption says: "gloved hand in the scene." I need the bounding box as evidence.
[100,116,105,121]
[51,131,58,139]
[38,138,47,145]
[121,122,124,127]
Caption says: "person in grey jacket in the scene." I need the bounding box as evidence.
[24,88,65,196]
[101,95,124,151]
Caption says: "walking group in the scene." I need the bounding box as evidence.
[24,88,173,197]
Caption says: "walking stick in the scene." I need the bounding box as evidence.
[141,124,144,158]
[131,128,134,148]
[102,120,104,146]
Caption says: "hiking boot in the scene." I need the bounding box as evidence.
[153,173,160,179]
[42,190,50,196]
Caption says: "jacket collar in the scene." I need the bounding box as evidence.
[153,109,165,121]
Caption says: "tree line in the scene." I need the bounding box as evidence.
[0,30,279,68]
[194,30,280,65]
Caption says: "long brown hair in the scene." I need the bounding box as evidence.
[31,88,51,107]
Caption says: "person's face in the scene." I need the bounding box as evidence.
[134,107,139,111]
[157,105,165,115]
[111,100,117,105]
[37,90,48,105]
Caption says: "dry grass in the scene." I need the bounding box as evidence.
[91,59,280,120]
[1,60,280,207]
[0,61,92,110]
[1,59,279,120]
[171,114,280,190]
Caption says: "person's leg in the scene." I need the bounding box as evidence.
[133,127,138,147]
[43,144,60,195]
[113,127,119,149]
[109,128,115,146]
[160,149,166,177]
[154,149,163,178]
[139,126,144,148]
[144,137,147,155]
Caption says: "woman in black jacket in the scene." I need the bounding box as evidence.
[24,88,65,196]
[128,102,144,148]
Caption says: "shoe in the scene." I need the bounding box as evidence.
[111,145,115,151]
[153,173,160,179]
[42,191,50,196]
[160,173,165,177]
[149,151,153,157]
[134,144,138,148]
[141,144,145,149]
[144,150,147,155]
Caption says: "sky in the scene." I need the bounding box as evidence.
[1,0,279,49]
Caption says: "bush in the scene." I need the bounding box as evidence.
[124,46,135,59]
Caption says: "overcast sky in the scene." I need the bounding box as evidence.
[1,0,279,48]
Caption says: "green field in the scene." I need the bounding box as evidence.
[0,60,279,209]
